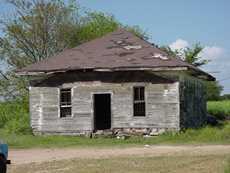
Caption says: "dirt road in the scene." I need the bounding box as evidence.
[9,145,230,165]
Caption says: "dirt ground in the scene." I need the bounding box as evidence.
[9,145,230,165]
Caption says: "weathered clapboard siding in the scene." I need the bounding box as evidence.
[154,71,207,129]
[30,86,92,135]
[29,72,180,135]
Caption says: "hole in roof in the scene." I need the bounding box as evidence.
[107,45,120,49]
[112,32,123,36]
[141,55,152,60]
[102,53,115,57]
[117,52,134,57]
[131,62,140,65]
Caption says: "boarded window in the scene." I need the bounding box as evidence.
[133,86,145,116]
[60,88,72,118]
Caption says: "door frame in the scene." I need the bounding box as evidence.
[91,92,113,131]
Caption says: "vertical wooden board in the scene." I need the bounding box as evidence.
[179,75,207,128]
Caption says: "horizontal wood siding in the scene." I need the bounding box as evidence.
[146,83,179,129]
[30,83,180,135]
[29,72,180,135]
[153,71,207,129]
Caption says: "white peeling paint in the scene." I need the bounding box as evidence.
[116,40,123,44]
[163,89,169,96]
[124,45,142,50]
[38,93,44,130]
[152,53,168,60]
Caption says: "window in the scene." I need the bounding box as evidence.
[60,88,72,118]
[133,86,145,116]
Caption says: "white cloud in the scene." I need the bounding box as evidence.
[169,39,189,51]
[169,39,224,60]
[199,46,224,60]
[169,38,229,93]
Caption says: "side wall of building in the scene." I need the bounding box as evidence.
[179,75,207,128]
[29,72,180,135]
[155,71,207,129]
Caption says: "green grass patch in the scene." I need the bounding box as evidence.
[0,100,230,148]
[207,100,230,120]
[0,100,31,134]
[225,158,230,173]
[0,122,229,149]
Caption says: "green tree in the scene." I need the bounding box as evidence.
[160,43,209,67]
[205,81,223,100]
[0,0,148,100]
[183,44,209,67]
[160,44,223,100]
[220,94,230,100]
[160,46,179,58]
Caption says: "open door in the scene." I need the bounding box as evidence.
[93,94,111,130]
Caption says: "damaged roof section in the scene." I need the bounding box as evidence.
[16,29,215,80]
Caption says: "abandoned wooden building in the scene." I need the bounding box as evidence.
[17,29,215,136]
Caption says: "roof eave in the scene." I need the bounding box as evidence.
[16,66,189,76]
[188,67,216,81]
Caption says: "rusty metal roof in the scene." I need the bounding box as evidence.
[17,29,215,80]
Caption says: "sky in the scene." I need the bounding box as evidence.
[0,0,230,93]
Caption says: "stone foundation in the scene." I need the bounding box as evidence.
[113,128,168,136]
[33,128,179,137]
[93,128,178,137]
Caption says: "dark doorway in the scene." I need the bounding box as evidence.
[93,94,111,130]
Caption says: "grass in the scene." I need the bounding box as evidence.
[207,100,230,120]
[0,121,229,149]
[0,100,31,134]
[225,158,230,173]
[0,100,230,148]
[8,155,229,173]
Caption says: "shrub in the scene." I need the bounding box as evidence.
[4,114,32,135]
[0,99,31,134]
[207,100,230,120]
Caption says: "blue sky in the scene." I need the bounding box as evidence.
[0,0,230,93]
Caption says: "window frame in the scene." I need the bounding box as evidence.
[59,88,72,118]
[133,86,146,117]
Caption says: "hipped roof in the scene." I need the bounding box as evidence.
[17,29,215,81]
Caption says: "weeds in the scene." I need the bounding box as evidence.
[0,99,230,148]
[207,100,230,120]
[0,99,31,134]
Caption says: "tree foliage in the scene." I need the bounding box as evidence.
[0,0,148,100]
[205,81,223,101]
[160,43,209,67]
[160,44,223,100]
[160,46,179,58]
[220,94,230,100]
[183,44,210,67]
